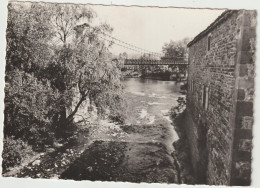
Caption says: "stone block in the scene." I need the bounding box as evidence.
[240,31,252,51]
[239,65,248,77]
[234,128,252,139]
[238,77,254,90]
[245,88,254,102]
[247,64,255,76]
[237,89,245,100]
[238,139,252,152]
[231,178,251,186]
[236,101,253,117]
[231,161,251,186]
[241,116,253,129]
[243,12,252,27]
[237,51,253,64]
[232,150,251,162]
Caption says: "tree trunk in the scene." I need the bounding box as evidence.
[66,95,86,121]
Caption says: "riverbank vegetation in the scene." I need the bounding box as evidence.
[142,38,190,81]
[3,2,125,173]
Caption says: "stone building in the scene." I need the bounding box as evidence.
[186,10,256,185]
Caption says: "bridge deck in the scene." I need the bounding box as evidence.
[124,59,188,65]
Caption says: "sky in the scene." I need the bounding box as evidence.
[88,4,225,56]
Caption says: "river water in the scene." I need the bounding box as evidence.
[123,78,182,152]
[60,78,185,183]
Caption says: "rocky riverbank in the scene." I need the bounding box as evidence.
[3,118,126,179]
[170,97,195,184]
[4,78,194,184]
[6,117,183,183]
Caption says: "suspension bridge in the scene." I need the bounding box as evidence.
[124,58,188,66]
[97,28,188,66]
[52,23,188,67]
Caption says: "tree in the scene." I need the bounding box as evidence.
[6,2,55,74]
[50,4,96,45]
[4,69,61,140]
[4,2,64,147]
[120,52,128,59]
[162,38,191,58]
[5,2,126,143]
[64,22,125,123]
[43,3,125,125]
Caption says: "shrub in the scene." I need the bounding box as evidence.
[4,69,61,144]
[108,111,126,124]
[2,137,34,173]
[28,125,55,151]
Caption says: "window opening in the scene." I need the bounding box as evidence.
[207,35,211,51]
[203,86,209,110]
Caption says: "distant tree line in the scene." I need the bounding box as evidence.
[128,38,191,80]
[162,38,190,58]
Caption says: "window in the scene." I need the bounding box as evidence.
[192,80,193,91]
[207,35,211,51]
[203,86,209,110]
[190,80,194,92]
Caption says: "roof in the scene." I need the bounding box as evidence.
[187,10,239,47]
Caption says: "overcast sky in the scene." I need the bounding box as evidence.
[88,4,225,56]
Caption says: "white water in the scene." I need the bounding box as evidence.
[124,78,183,153]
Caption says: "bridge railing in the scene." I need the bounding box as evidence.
[124,58,188,65]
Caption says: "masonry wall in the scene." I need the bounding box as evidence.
[186,10,256,185]
[230,10,256,186]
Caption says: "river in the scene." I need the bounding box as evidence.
[123,78,182,152]
[60,78,185,183]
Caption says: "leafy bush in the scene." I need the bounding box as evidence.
[28,125,55,151]
[2,137,34,173]
[108,111,126,124]
[4,69,61,153]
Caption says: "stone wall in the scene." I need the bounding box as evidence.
[230,10,256,186]
[186,10,256,185]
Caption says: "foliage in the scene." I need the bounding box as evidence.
[2,137,35,173]
[6,2,54,74]
[39,3,124,125]
[108,111,126,124]
[53,17,125,122]
[119,52,128,60]
[4,69,60,143]
[162,38,191,58]
[4,1,126,152]
[50,3,96,44]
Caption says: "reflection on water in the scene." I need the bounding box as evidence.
[124,77,182,96]
[123,77,184,153]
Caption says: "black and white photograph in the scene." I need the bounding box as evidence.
[0,0,259,187]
